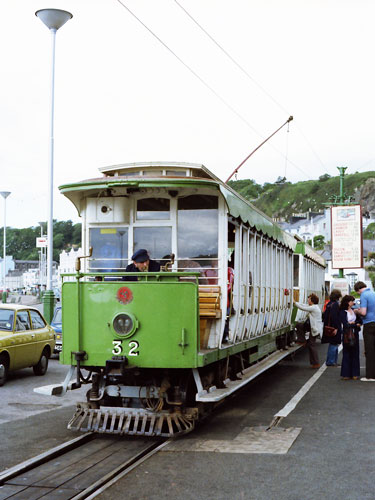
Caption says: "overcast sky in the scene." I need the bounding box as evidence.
[1,0,375,228]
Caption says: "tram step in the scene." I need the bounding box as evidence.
[196,345,301,403]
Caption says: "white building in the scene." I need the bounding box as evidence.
[280,209,331,245]
[281,207,375,247]
[58,248,84,285]
[0,256,15,287]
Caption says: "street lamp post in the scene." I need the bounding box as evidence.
[38,221,45,289]
[35,8,72,322]
[0,192,11,302]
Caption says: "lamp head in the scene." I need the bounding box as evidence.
[35,8,72,31]
[0,192,11,200]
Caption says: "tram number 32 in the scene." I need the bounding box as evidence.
[112,340,139,356]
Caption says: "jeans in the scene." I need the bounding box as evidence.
[326,343,338,366]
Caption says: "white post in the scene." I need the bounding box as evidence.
[0,192,11,292]
[35,8,72,320]
[46,27,56,292]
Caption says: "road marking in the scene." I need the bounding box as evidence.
[164,346,343,455]
[274,345,343,419]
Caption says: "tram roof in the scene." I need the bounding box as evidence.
[59,162,320,255]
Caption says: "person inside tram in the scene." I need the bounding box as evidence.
[223,253,235,343]
[122,249,161,282]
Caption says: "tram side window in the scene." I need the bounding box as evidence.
[177,195,218,282]
[293,254,299,287]
[89,228,128,271]
[136,198,170,220]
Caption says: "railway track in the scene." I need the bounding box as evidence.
[0,432,169,499]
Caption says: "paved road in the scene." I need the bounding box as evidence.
[1,341,374,500]
[0,358,88,427]
[98,340,375,500]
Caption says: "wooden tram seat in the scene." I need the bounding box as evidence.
[198,285,222,319]
[198,286,222,349]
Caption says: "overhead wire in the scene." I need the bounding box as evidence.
[115,0,311,179]
[174,0,327,176]
[115,0,262,137]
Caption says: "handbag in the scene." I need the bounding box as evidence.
[323,306,337,337]
[324,325,337,337]
[343,327,356,348]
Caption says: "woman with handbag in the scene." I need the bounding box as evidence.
[322,289,342,366]
[339,295,362,380]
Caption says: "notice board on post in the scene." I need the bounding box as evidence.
[331,205,363,269]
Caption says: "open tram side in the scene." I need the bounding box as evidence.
[51,162,325,437]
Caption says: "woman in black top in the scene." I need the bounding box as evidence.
[322,289,342,366]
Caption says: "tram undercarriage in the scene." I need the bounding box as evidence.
[67,331,297,437]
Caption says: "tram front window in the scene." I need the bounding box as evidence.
[177,195,218,282]
[89,228,128,271]
[133,227,172,260]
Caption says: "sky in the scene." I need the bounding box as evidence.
[1,0,375,229]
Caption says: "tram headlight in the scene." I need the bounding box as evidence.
[112,313,138,338]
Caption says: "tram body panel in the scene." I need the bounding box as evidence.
[61,280,199,369]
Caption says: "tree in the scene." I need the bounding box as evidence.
[0,220,82,262]
[275,176,286,184]
[363,222,375,240]
[319,174,331,182]
[72,224,82,245]
[306,235,325,250]
[366,251,375,288]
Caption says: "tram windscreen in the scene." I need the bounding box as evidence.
[177,195,218,276]
[89,228,128,270]
[133,227,172,259]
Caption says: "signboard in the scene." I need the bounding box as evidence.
[331,278,349,296]
[331,205,363,269]
[36,237,48,248]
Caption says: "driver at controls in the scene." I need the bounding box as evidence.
[122,249,160,281]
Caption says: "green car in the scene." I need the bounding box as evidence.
[0,305,56,386]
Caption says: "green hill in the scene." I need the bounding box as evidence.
[228,171,375,219]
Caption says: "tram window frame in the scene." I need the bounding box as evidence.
[88,227,129,271]
[177,194,219,260]
[136,197,171,221]
[293,254,300,287]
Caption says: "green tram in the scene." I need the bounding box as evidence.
[54,162,325,437]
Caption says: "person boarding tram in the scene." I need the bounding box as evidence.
[294,293,322,369]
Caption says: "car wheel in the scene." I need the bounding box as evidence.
[33,349,49,376]
[0,353,9,386]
